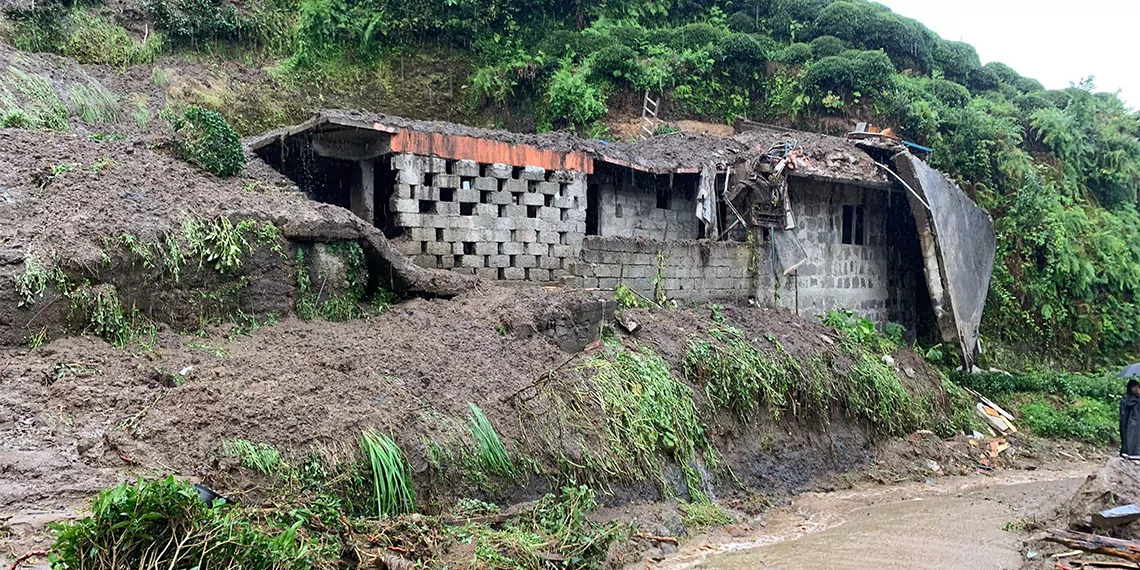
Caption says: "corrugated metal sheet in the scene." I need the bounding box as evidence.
[383,124,593,173]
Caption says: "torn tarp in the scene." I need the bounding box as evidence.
[696,163,719,237]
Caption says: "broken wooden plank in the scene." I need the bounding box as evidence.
[1093,505,1140,529]
[1044,529,1140,562]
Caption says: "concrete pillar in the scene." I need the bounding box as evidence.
[350,159,376,225]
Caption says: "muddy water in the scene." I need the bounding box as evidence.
[658,465,1095,570]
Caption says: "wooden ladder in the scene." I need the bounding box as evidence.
[640,90,659,139]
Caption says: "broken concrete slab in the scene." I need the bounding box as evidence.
[893,152,996,367]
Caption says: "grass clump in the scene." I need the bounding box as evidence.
[223,438,284,475]
[584,339,714,501]
[170,104,246,177]
[467,403,516,478]
[68,76,120,125]
[360,430,416,517]
[63,13,163,68]
[49,476,314,570]
[456,485,628,569]
[678,501,733,531]
[1,68,69,131]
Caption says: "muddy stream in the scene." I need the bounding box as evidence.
[652,463,1098,570]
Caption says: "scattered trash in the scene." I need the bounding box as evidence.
[193,483,228,508]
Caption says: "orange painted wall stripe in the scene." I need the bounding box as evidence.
[387,129,594,173]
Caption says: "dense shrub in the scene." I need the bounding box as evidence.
[933,39,981,83]
[171,105,246,177]
[773,42,812,66]
[669,23,725,51]
[803,49,893,101]
[718,33,771,82]
[727,10,759,33]
[810,35,845,58]
[546,61,608,128]
[591,44,639,82]
[143,0,258,48]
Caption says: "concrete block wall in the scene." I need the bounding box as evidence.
[575,236,757,302]
[784,179,918,330]
[388,154,587,281]
[593,172,702,240]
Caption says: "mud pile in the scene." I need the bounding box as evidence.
[1066,457,1140,538]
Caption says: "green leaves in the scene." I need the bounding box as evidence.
[360,430,416,517]
[172,105,246,177]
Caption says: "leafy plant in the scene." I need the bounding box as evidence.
[223,438,283,475]
[466,403,516,478]
[360,429,415,517]
[49,476,313,570]
[170,105,246,177]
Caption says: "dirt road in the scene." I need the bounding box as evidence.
[655,462,1099,570]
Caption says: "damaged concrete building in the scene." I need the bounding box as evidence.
[252,111,995,365]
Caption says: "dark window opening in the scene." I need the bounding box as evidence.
[841,205,865,245]
[435,228,444,241]
[453,255,462,267]
[439,188,454,202]
[656,185,671,209]
[460,202,475,215]
[544,194,553,207]
[527,205,538,218]
[420,241,427,254]
[462,242,475,255]
[559,232,568,245]
[419,200,435,214]
[615,203,623,218]
[585,183,600,235]
[498,205,506,217]
[423,173,435,187]
[480,191,492,203]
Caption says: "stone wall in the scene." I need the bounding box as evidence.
[388,153,587,282]
[591,166,702,240]
[778,179,921,332]
[574,236,757,302]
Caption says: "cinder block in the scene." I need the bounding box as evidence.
[474,204,498,217]
[502,205,527,219]
[538,231,560,244]
[391,153,421,170]
[547,170,575,183]
[486,254,510,268]
[456,188,479,202]
[449,215,476,229]
[520,192,545,207]
[425,157,447,173]
[537,181,560,195]
[392,198,419,213]
[515,217,538,231]
[540,255,562,270]
[394,240,422,256]
[460,255,484,268]
[415,186,438,201]
[491,191,514,205]
[598,277,619,289]
[454,159,480,178]
[393,213,421,228]
[407,227,434,242]
[474,177,498,191]
[538,206,560,220]
[551,244,577,258]
[501,241,525,255]
[395,183,415,199]
[525,242,548,256]
[503,179,528,193]
[563,208,587,221]
[398,169,423,185]
[435,202,460,216]
[421,215,448,228]
[500,267,523,280]
[527,268,552,281]
[476,267,499,279]
[515,254,537,268]
[438,255,456,269]
[486,163,512,179]
[552,196,575,209]
[521,165,546,180]
[474,242,498,256]
[492,229,512,242]
[516,228,537,242]
[436,174,461,189]
[425,241,452,256]
[493,217,516,230]
[413,255,437,268]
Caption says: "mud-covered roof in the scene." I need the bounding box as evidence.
[251,110,891,185]
[733,124,892,187]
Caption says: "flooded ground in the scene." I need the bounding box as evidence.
[654,462,1099,570]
